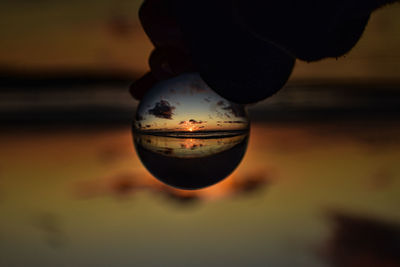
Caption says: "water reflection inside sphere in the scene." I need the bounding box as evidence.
[133,73,250,189]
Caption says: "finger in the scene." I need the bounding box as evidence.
[130,72,158,100]
[149,46,195,80]
[173,0,295,104]
[195,42,295,104]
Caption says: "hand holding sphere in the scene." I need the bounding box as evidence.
[131,0,398,189]
[131,0,397,104]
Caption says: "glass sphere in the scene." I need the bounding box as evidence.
[133,73,250,190]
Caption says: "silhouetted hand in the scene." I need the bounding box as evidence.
[131,0,398,104]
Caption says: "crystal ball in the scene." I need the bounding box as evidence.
[133,73,250,190]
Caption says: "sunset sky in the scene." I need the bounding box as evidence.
[134,73,249,132]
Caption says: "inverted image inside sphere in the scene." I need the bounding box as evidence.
[134,73,249,134]
[134,132,249,190]
[132,73,250,190]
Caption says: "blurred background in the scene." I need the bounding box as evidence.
[0,1,399,266]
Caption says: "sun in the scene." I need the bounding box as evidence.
[179,120,199,132]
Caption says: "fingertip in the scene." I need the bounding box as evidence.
[130,72,158,100]
[149,47,195,80]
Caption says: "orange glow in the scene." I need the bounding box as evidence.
[179,121,200,132]
[180,138,202,149]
